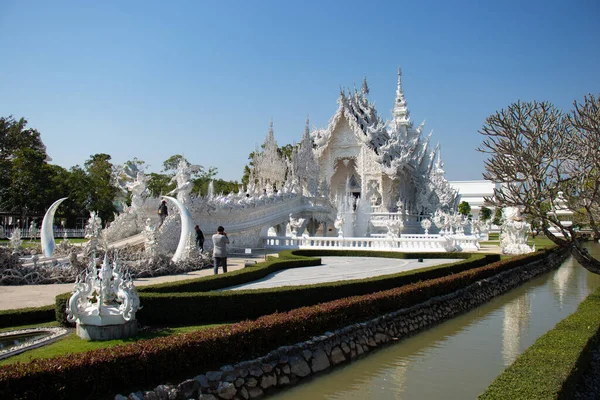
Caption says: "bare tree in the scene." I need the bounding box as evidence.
[477,95,600,274]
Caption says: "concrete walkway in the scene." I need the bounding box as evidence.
[225,257,461,290]
[0,257,249,311]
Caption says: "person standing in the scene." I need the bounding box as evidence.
[195,225,205,252]
[158,200,168,227]
[212,226,229,275]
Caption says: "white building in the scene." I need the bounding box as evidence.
[449,180,499,219]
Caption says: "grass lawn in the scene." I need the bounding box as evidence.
[0,238,89,248]
[480,235,555,250]
[0,321,227,366]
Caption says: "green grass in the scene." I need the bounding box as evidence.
[479,287,600,399]
[0,322,227,366]
[0,238,89,245]
[480,235,555,250]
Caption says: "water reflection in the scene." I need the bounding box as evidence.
[502,294,531,366]
[551,262,575,307]
[271,242,600,400]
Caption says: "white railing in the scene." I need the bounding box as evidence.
[450,235,480,252]
[0,228,86,240]
[262,234,463,253]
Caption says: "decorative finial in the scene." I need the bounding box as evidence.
[304,115,310,137]
[394,67,410,126]
[361,76,370,95]
[396,67,404,100]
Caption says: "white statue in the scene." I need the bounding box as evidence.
[83,211,103,256]
[67,251,141,340]
[168,159,201,205]
[9,228,22,253]
[126,171,147,211]
[421,218,432,235]
[29,220,39,242]
[500,207,533,255]
[289,213,306,238]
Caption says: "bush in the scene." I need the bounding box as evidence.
[2,247,563,399]
[0,305,56,329]
[479,286,600,400]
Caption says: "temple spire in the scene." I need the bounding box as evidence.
[393,67,411,127]
[304,116,310,138]
[361,76,370,95]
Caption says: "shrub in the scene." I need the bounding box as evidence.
[0,305,55,329]
[2,247,563,399]
[55,252,498,326]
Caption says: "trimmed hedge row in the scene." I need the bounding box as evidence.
[137,251,321,293]
[479,286,600,400]
[55,252,498,326]
[0,305,56,329]
[1,247,564,399]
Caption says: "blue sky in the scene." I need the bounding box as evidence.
[0,0,598,182]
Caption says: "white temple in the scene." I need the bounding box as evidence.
[311,69,457,217]
[259,68,459,237]
[70,68,480,257]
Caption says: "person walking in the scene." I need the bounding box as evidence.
[212,226,229,275]
[195,225,205,252]
[158,200,168,227]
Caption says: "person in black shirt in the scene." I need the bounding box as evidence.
[195,225,205,251]
[158,200,168,227]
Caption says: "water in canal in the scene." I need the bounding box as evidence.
[271,243,600,400]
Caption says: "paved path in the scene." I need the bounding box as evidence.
[224,257,461,290]
[0,257,250,311]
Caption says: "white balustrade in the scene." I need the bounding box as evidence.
[262,233,469,253]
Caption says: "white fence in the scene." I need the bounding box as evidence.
[263,233,480,253]
[0,228,86,240]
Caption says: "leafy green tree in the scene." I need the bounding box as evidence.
[492,208,502,226]
[458,201,471,217]
[48,165,90,227]
[6,147,53,225]
[146,173,172,197]
[84,153,118,225]
[480,206,492,221]
[0,116,49,218]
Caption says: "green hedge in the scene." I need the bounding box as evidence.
[479,286,600,400]
[55,252,498,326]
[0,305,55,329]
[137,252,321,293]
[2,247,563,399]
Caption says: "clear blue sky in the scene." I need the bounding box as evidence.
[1,0,598,182]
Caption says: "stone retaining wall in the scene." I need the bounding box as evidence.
[116,251,569,400]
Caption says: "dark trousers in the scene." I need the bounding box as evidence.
[214,257,227,274]
[196,239,204,251]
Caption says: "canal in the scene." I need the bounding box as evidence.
[270,243,600,400]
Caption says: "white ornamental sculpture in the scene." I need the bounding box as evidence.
[385,217,404,238]
[168,159,201,205]
[41,197,68,257]
[421,218,432,236]
[289,213,306,238]
[83,211,103,256]
[9,228,22,253]
[67,251,141,340]
[500,207,533,255]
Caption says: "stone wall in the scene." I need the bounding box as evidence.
[116,250,568,400]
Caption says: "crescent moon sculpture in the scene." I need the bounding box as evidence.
[162,196,194,263]
[41,197,68,257]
